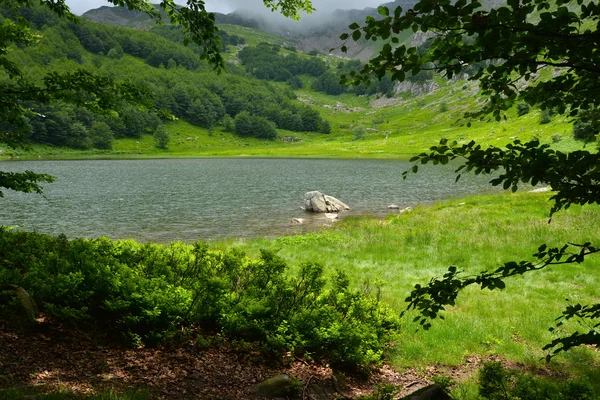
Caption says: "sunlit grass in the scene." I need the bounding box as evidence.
[218,191,600,374]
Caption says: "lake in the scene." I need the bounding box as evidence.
[0,158,499,242]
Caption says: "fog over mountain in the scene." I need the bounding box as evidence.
[66,0,383,16]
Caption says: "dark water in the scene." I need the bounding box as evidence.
[0,158,499,242]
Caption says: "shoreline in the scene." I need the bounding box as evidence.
[0,151,416,162]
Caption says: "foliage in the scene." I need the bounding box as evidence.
[516,102,530,117]
[539,108,553,125]
[0,228,399,369]
[89,121,113,150]
[238,42,327,82]
[342,0,600,356]
[153,124,169,149]
[234,111,277,139]
[478,362,595,400]
[0,386,151,400]
[572,108,600,141]
[318,119,331,134]
[357,383,402,400]
[352,126,367,141]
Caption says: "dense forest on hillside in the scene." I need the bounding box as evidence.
[0,5,337,150]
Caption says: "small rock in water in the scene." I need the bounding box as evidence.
[388,204,400,209]
[291,218,305,224]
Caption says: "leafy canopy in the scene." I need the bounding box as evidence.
[341,0,600,357]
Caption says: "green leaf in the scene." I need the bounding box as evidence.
[378,6,390,16]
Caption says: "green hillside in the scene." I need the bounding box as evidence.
[0,7,581,161]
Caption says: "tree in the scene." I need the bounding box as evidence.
[1,0,314,197]
[89,121,113,150]
[153,124,170,149]
[234,111,277,140]
[342,0,600,357]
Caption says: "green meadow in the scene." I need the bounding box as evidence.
[215,191,600,377]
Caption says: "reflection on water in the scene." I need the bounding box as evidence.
[0,158,499,242]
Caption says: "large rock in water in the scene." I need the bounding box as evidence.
[304,191,350,213]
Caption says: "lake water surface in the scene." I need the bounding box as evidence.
[0,158,499,242]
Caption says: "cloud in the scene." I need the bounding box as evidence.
[65,0,382,16]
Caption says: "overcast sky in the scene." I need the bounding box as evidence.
[65,0,384,16]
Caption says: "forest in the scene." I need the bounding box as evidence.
[0,3,335,150]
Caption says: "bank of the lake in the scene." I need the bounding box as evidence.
[217,190,600,376]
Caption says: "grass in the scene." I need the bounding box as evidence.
[213,190,600,377]
[0,387,149,400]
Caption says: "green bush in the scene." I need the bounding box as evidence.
[153,124,170,149]
[539,108,553,124]
[0,228,400,370]
[516,102,530,116]
[572,107,600,140]
[357,383,402,400]
[353,126,367,141]
[478,362,595,400]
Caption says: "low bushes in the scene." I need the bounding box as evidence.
[0,228,399,370]
[478,362,595,400]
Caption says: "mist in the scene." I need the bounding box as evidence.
[65,0,383,16]
[220,0,383,14]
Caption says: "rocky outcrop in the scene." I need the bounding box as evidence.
[304,191,350,213]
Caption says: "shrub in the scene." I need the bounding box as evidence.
[153,124,170,149]
[539,108,553,124]
[572,108,600,140]
[89,121,113,149]
[319,119,331,134]
[516,102,530,116]
[234,111,277,139]
[357,383,402,400]
[353,126,367,141]
[478,362,595,400]
[0,228,400,370]
[221,114,235,132]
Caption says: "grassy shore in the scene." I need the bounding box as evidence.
[213,190,600,378]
